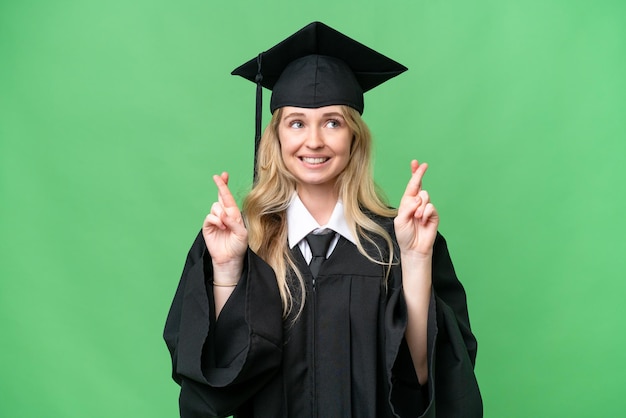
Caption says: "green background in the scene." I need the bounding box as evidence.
[1,0,625,417]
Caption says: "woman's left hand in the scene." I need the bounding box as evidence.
[394,160,440,257]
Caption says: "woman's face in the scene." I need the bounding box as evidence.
[278,105,353,193]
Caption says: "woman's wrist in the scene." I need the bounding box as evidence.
[400,250,433,264]
[212,260,243,288]
[212,280,238,287]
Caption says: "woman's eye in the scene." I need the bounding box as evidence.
[290,121,304,129]
[326,119,340,128]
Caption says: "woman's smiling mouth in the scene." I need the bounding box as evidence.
[300,157,330,164]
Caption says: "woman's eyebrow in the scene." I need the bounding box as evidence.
[282,111,344,120]
[283,112,306,119]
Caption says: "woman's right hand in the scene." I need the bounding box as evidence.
[203,172,248,277]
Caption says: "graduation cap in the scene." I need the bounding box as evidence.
[231,21,408,176]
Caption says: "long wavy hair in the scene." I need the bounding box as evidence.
[242,105,397,319]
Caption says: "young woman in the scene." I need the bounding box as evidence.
[164,22,482,418]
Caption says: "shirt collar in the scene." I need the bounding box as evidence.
[286,193,357,249]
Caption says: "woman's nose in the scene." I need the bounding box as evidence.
[305,127,324,148]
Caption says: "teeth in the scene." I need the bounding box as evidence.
[302,157,328,164]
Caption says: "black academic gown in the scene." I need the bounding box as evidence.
[164,216,482,417]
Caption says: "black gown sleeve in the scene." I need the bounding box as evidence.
[163,232,284,418]
[386,232,483,418]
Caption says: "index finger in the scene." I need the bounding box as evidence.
[216,172,229,207]
[213,172,238,209]
[402,161,428,198]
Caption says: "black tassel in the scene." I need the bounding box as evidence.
[254,53,263,181]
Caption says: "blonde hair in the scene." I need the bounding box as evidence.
[242,105,397,319]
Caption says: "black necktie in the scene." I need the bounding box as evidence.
[305,232,334,279]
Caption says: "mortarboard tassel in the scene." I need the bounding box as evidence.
[254,53,263,181]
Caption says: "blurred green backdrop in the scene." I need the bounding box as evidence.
[1,0,625,417]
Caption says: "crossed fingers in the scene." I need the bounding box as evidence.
[206,172,242,231]
[402,160,428,199]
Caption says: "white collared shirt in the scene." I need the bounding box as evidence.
[286,193,357,264]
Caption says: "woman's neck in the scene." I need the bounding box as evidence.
[296,185,339,226]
